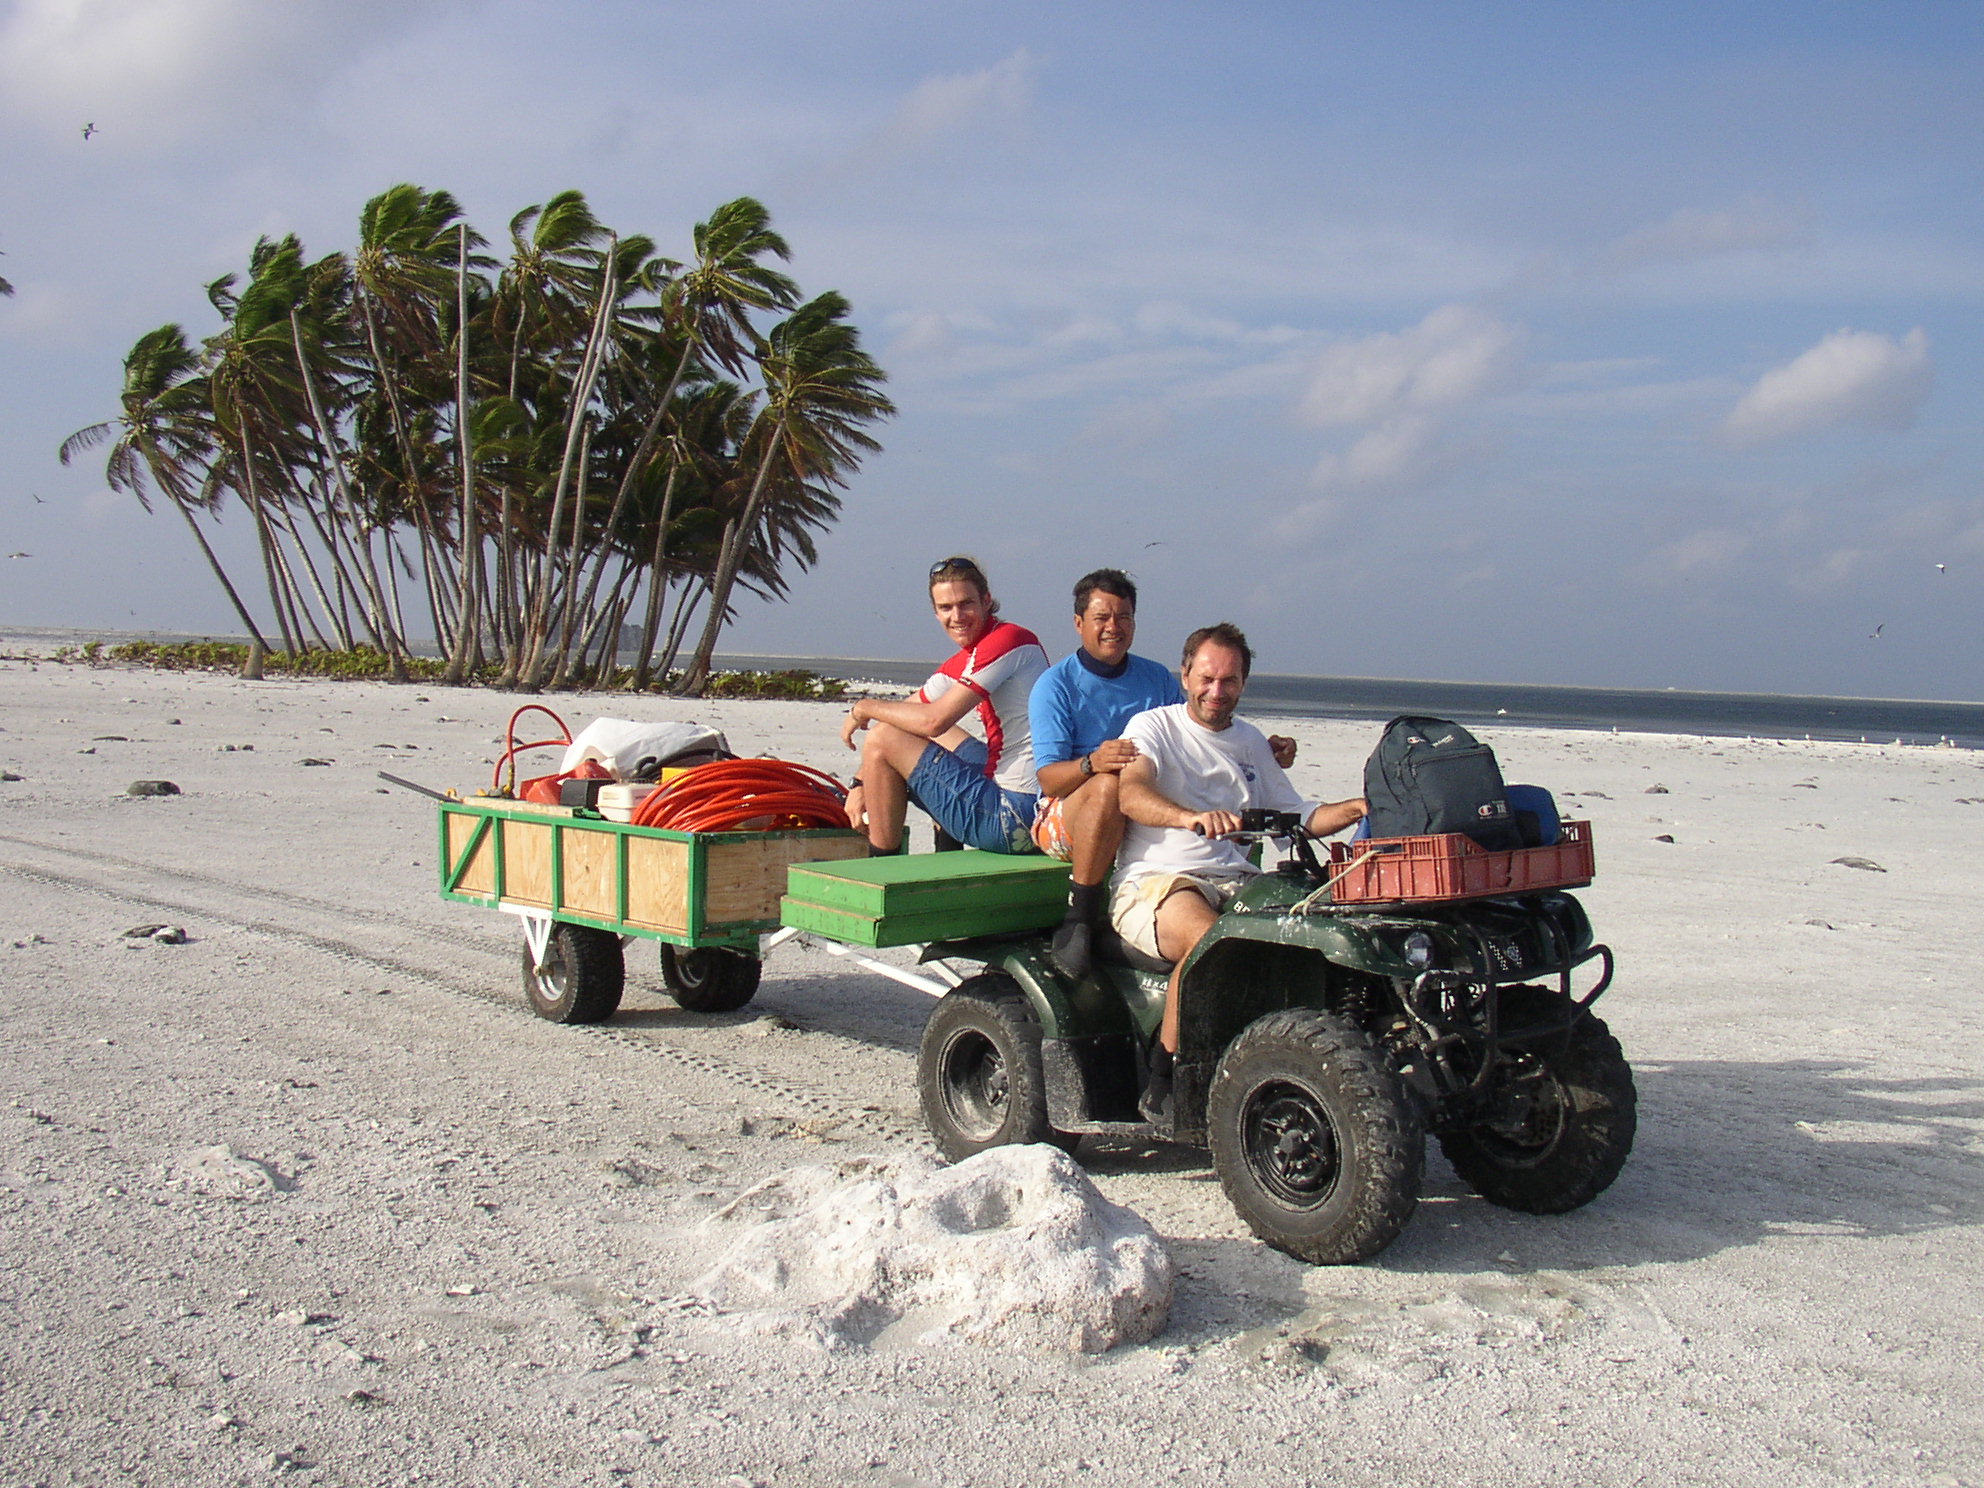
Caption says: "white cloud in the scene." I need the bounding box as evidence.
[1720,327,1933,447]
[843,48,1035,168]
[1294,304,1523,492]
[1298,305,1521,429]
[1598,195,1813,273]
[0,0,448,143]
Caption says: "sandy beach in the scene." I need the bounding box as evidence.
[2,646,1981,1488]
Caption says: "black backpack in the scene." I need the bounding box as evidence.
[1362,715,1523,851]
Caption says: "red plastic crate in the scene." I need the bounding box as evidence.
[1326,820,1595,905]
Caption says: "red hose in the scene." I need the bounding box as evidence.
[492,705,574,796]
[629,758,850,832]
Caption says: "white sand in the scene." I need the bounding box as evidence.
[2,649,1981,1488]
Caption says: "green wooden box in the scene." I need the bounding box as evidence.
[781,850,1070,947]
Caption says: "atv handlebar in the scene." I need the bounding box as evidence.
[1191,808,1309,840]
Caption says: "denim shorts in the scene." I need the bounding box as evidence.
[906,739,1039,854]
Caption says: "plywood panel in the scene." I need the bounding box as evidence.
[500,819,553,907]
[446,813,495,897]
[558,826,619,919]
[706,833,867,927]
[625,836,691,933]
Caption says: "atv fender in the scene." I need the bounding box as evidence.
[920,937,1139,1039]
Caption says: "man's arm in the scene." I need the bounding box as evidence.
[1035,737,1140,798]
[840,684,980,751]
[1117,756,1242,839]
[1303,797,1367,838]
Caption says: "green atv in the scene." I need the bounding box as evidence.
[914,811,1635,1265]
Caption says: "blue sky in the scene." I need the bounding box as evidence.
[2,0,1980,698]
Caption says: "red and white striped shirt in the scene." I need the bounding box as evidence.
[916,620,1050,794]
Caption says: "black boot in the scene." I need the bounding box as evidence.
[933,826,964,852]
[1047,882,1104,981]
[1139,1044,1174,1125]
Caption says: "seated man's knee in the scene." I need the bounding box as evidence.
[1066,770,1122,826]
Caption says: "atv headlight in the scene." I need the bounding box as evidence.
[1401,931,1438,970]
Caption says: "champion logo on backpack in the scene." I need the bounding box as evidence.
[1363,715,1524,852]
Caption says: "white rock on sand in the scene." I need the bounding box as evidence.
[694,1146,1173,1352]
[1,642,1982,1487]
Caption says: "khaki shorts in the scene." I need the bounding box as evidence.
[1109,872,1247,961]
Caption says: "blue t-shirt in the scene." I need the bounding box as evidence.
[1028,650,1185,774]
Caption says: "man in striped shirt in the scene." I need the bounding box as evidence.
[840,556,1049,854]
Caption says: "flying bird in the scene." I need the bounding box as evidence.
[81,122,97,140]
[31,493,44,504]
[6,551,29,559]
[1869,623,1884,639]
[1936,563,1947,574]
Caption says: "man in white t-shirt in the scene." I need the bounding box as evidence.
[1112,622,1366,1121]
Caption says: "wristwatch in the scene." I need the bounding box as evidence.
[1079,753,1095,778]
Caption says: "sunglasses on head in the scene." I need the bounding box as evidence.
[928,557,981,578]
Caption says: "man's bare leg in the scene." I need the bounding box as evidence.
[854,722,932,852]
[1140,885,1219,1122]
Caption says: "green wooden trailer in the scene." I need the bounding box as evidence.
[437,797,1072,1022]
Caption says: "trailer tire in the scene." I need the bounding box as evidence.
[522,923,624,1024]
[918,975,1078,1161]
[660,946,761,1014]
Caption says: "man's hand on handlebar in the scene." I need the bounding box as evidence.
[1186,809,1246,839]
[1190,808,1306,839]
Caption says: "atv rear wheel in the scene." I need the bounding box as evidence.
[919,975,1078,1162]
[660,945,761,1014]
[1208,1009,1423,1265]
[1439,985,1636,1213]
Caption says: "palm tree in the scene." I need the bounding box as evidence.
[60,326,273,671]
[678,292,892,693]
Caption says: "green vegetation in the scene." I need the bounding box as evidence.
[68,640,846,699]
[61,190,892,692]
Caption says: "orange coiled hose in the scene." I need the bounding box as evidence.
[629,758,851,833]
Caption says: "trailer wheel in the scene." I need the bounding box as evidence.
[918,975,1077,1161]
[660,946,761,1014]
[522,923,624,1024]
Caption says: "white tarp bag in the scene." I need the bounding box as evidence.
[558,718,732,781]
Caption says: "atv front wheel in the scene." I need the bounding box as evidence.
[1207,1009,1423,1265]
[660,945,761,1014]
[1439,984,1636,1213]
[918,975,1077,1162]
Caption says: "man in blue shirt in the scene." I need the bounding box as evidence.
[1028,569,1297,979]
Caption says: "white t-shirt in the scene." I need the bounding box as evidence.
[1112,704,1316,890]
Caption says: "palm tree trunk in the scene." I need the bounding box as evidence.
[445,223,480,685]
[679,417,785,694]
[520,251,617,686]
[171,497,273,668]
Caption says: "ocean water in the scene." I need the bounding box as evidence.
[713,653,1984,750]
[7,628,1975,749]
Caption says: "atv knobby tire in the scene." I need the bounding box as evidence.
[1207,1009,1423,1265]
[919,975,1078,1162]
[1439,984,1636,1214]
[660,945,761,1014]
[522,923,624,1024]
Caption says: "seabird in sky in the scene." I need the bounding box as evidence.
[81,122,97,140]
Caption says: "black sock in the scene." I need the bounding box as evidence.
[1065,880,1104,925]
